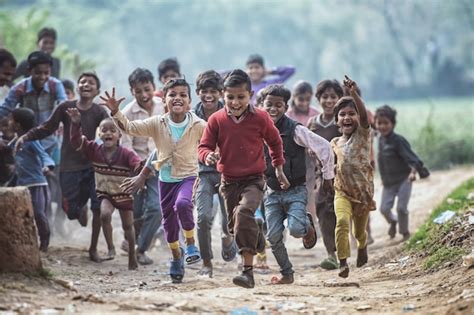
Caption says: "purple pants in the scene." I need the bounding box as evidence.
[159,177,196,243]
[28,185,51,245]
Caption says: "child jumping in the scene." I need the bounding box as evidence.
[260,84,334,284]
[331,75,376,278]
[68,109,141,270]
[375,105,429,240]
[198,69,289,289]
[103,80,205,283]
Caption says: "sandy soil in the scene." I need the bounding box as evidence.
[0,166,473,314]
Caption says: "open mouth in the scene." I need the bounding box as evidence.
[103,136,114,142]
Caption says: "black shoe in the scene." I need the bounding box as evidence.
[356,246,368,267]
[233,268,255,288]
[256,218,265,253]
[388,221,397,238]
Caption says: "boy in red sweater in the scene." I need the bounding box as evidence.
[198,69,289,288]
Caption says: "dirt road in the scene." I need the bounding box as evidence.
[1,167,473,314]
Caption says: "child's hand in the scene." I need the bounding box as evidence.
[343,75,359,94]
[42,166,53,176]
[99,88,125,115]
[121,174,147,195]
[66,108,81,124]
[323,179,334,195]
[408,172,417,182]
[14,135,26,154]
[275,165,290,190]
[307,149,317,159]
[205,152,220,166]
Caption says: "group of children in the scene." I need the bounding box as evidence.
[0,27,431,288]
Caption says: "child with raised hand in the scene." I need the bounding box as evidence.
[286,80,320,126]
[68,108,141,270]
[103,80,206,283]
[9,108,54,252]
[331,75,376,278]
[375,105,429,241]
[261,84,334,285]
[198,69,289,289]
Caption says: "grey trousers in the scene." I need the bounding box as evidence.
[379,179,413,235]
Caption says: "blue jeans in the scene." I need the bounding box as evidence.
[133,173,162,252]
[264,185,309,275]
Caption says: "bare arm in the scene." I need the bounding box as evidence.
[343,75,369,128]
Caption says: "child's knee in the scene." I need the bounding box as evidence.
[266,229,283,245]
[122,221,134,233]
[175,198,192,213]
[100,212,112,224]
[288,222,306,238]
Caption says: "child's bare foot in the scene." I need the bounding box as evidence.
[128,258,138,270]
[89,250,102,263]
[198,260,213,277]
[270,273,294,284]
[103,247,116,261]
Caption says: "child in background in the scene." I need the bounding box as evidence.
[286,81,320,126]
[154,58,181,98]
[14,27,61,80]
[68,109,142,270]
[9,108,54,252]
[375,105,429,240]
[245,54,295,106]
[261,84,334,284]
[0,49,17,104]
[198,69,289,289]
[307,79,344,270]
[331,75,376,278]
[0,114,15,186]
[62,79,75,100]
[103,80,205,283]
[193,70,237,278]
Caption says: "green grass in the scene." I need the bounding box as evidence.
[405,177,474,270]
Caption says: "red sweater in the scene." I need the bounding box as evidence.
[198,107,284,182]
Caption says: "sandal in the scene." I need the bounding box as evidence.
[185,244,201,265]
[303,213,317,249]
[270,273,294,285]
[170,248,185,283]
[221,237,238,262]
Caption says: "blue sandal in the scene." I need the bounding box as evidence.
[185,244,201,265]
[221,237,238,262]
[170,248,185,283]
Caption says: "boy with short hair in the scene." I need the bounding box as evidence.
[102,79,206,283]
[154,58,181,98]
[0,48,17,104]
[245,54,295,105]
[198,69,289,289]
[120,67,165,265]
[260,84,334,284]
[193,70,236,277]
[62,79,75,100]
[14,27,61,79]
[14,72,109,261]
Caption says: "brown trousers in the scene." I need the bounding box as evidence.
[219,176,265,255]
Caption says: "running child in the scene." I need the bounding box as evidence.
[331,75,376,278]
[68,109,141,270]
[102,79,205,283]
[198,69,289,289]
[286,80,320,125]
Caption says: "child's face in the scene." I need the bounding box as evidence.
[337,105,360,136]
[224,84,252,117]
[375,116,394,137]
[0,61,16,87]
[160,70,180,85]
[132,81,155,109]
[77,75,99,99]
[30,64,51,91]
[98,120,120,148]
[197,87,222,111]
[38,36,56,55]
[65,88,75,100]
[164,85,191,116]
[263,95,287,123]
[318,88,340,116]
[247,63,265,83]
[293,92,312,113]
[0,116,15,140]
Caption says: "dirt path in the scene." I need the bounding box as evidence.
[1,167,473,314]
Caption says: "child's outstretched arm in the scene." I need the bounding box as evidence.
[266,66,296,84]
[343,75,369,128]
[66,108,98,159]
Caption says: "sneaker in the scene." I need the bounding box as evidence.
[233,268,255,288]
[137,252,153,265]
[78,206,88,227]
[388,221,397,238]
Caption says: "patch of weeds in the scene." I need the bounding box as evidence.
[24,268,54,280]
[423,246,469,270]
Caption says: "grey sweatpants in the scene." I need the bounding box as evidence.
[379,178,413,235]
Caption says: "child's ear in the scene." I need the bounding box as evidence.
[249,90,254,98]
[285,104,289,113]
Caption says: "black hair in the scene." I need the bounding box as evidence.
[61,79,74,91]
[0,48,17,68]
[27,51,52,69]
[162,78,191,98]
[158,58,180,80]
[77,72,101,90]
[315,79,344,100]
[260,84,291,105]
[375,104,397,125]
[246,54,264,67]
[195,70,223,92]
[37,27,57,42]
[223,69,252,92]
[255,89,265,107]
[333,96,357,122]
[290,80,312,108]
[12,108,36,132]
[128,67,155,89]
